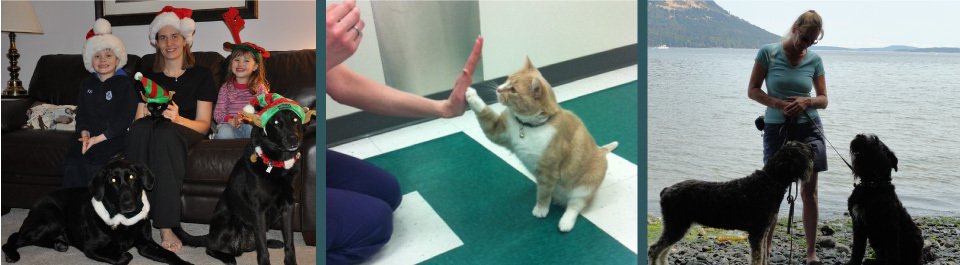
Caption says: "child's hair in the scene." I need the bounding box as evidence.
[784,10,824,42]
[225,49,270,95]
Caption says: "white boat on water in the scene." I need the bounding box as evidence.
[655,44,669,49]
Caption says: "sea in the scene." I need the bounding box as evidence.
[648,47,960,217]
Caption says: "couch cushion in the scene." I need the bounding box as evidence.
[28,54,140,105]
[1,130,72,176]
[264,49,316,108]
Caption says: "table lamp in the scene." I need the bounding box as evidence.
[2,1,43,98]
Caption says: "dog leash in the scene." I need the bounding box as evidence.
[802,111,854,172]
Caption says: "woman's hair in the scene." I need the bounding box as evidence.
[225,49,270,95]
[784,10,824,42]
[151,37,196,73]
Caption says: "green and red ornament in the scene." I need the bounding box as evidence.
[134,72,175,104]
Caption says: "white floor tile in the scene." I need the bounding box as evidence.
[368,119,459,155]
[330,138,381,160]
[582,176,639,254]
[364,192,464,265]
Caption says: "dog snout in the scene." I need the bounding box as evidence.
[119,191,137,214]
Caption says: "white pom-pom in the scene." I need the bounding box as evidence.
[134,72,142,81]
[93,18,112,35]
[243,105,256,114]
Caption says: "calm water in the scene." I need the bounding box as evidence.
[648,48,960,217]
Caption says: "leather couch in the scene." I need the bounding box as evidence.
[1,50,317,246]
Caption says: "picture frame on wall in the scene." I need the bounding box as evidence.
[94,0,257,26]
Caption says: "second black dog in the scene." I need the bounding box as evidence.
[847,134,923,265]
[176,107,305,265]
[2,159,191,265]
[648,141,816,265]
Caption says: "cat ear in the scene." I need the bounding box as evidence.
[524,56,536,71]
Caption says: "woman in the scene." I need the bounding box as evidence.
[126,6,217,252]
[747,10,828,265]
[324,1,482,264]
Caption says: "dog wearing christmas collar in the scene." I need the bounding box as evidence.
[174,93,313,265]
[2,159,191,265]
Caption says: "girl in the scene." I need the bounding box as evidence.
[212,44,270,139]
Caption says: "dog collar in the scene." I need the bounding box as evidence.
[513,113,551,138]
[91,193,150,230]
[251,146,299,173]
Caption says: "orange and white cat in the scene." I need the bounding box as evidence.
[465,57,617,232]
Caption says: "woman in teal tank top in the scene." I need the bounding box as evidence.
[747,10,828,265]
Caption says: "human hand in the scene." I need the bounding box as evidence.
[782,96,811,117]
[440,36,484,118]
[163,101,181,123]
[229,117,242,128]
[326,0,364,71]
[81,134,106,154]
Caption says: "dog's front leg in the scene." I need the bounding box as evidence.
[848,220,867,265]
[747,232,765,265]
[282,205,297,265]
[255,213,271,265]
[84,247,133,265]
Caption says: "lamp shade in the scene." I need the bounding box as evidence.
[1,1,43,34]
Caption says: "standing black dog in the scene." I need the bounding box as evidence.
[648,141,816,265]
[176,100,309,265]
[2,159,191,265]
[847,134,923,265]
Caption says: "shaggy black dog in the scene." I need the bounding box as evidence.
[175,109,305,265]
[2,159,191,265]
[648,141,816,265]
[847,134,923,265]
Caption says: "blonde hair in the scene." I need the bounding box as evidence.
[784,10,824,42]
[225,49,270,95]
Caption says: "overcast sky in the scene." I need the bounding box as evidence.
[713,1,960,48]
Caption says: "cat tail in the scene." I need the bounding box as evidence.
[600,141,619,153]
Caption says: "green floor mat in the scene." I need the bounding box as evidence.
[366,132,637,264]
[560,81,639,164]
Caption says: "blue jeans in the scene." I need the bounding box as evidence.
[213,123,253,139]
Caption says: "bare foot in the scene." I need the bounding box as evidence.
[160,228,182,252]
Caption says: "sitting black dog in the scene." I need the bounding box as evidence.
[648,141,816,265]
[2,159,191,265]
[146,102,169,119]
[847,134,923,265]
[176,96,311,265]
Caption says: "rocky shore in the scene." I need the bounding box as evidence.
[647,215,960,265]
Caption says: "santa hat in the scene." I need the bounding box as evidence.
[134,72,174,104]
[148,6,196,46]
[83,18,127,73]
[238,93,315,128]
[221,7,269,62]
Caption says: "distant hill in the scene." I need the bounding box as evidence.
[648,0,781,49]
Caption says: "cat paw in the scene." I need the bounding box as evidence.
[558,215,577,232]
[465,87,486,112]
[532,205,549,218]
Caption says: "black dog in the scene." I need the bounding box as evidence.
[648,141,816,265]
[2,159,191,265]
[847,134,923,265]
[146,102,169,119]
[176,108,305,265]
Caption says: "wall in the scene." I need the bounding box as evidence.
[1,1,316,92]
[325,0,638,120]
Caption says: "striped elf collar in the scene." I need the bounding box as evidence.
[250,146,300,173]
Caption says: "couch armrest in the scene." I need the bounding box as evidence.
[1,98,35,132]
